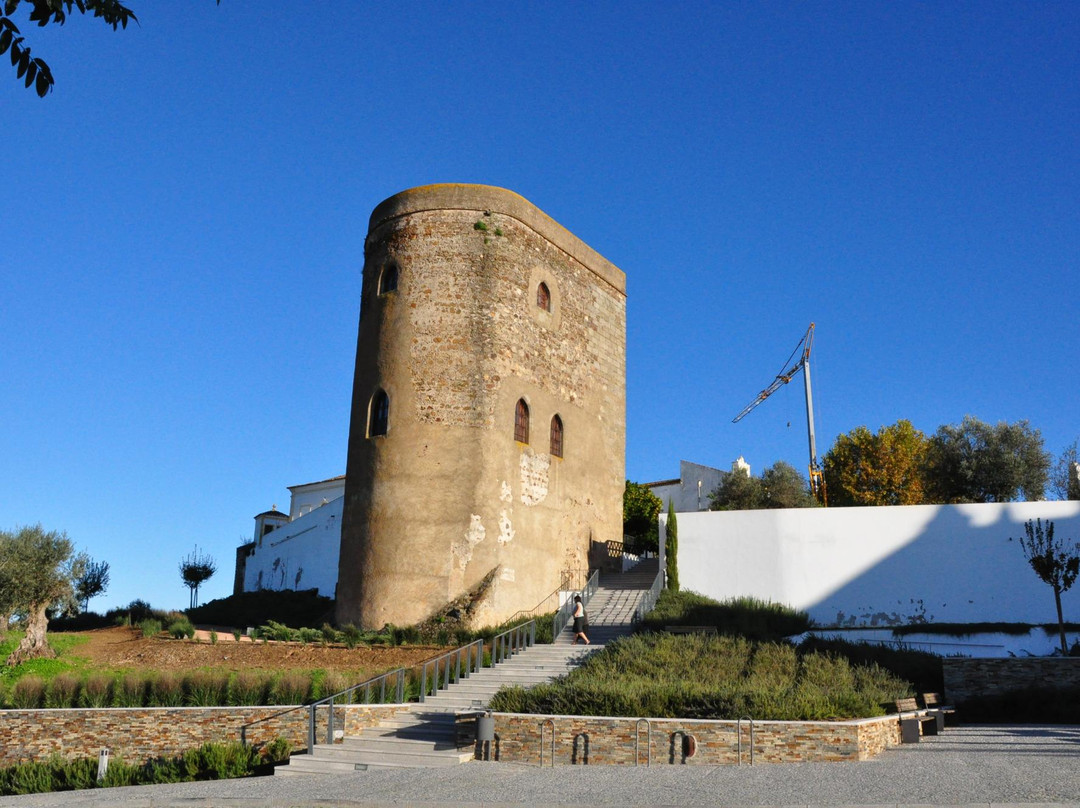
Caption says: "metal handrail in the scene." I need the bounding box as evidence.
[631,567,664,625]
[503,568,592,629]
[540,718,556,767]
[419,639,484,702]
[553,568,599,639]
[306,667,407,752]
[635,718,651,766]
[491,620,535,665]
[737,716,755,765]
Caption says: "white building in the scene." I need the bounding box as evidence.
[645,460,731,512]
[233,475,345,598]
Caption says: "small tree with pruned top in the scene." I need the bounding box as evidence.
[1014,518,1079,654]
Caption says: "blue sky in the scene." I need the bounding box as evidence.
[3,2,1077,612]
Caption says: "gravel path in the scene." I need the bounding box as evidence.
[1,724,1077,807]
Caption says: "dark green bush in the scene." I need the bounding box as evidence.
[640,589,811,641]
[0,738,293,796]
[488,633,909,720]
[184,671,229,706]
[797,637,943,694]
[186,589,333,629]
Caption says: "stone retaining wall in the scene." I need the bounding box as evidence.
[482,713,901,765]
[0,704,410,766]
[943,657,1080,702]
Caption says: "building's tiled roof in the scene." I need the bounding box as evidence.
[643,478,680,487]
[255,510,289,519]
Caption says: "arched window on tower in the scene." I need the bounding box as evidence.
[369,389,389,437]
[550,414,563,457]
[514,399,530,444]
[379,263,398,295]
[536,282,551,311]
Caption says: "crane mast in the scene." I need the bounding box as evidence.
[732,323,826,504]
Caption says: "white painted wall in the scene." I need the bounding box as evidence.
[648,460,726,512]
[242,495,342,597]
[667,500,1080,627]
[288,477,346,520]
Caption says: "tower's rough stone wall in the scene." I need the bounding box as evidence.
[337,185,626,629]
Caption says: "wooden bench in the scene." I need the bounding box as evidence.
[920,692,956,733]
[895,697,938,743]
[664,625,718,635]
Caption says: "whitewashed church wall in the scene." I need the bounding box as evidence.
[668,500,1080,626]
[242,496,342,598]
[288,479,346,520]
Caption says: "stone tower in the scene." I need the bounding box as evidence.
[336,185,626,629]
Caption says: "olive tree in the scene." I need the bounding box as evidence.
[0,524,87,665]
[75,558,110,612]
[1014,518,1080,654]
[924,416,1051,503]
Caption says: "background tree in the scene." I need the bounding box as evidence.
[623,481,663,555]
[823,420,928,507]
[1014,518,1079,654]
[710,461,816,510]
[1,0,137,97]
[709,464,764,510]
[923,416,1051,503]
[0,524,87,665]
[664,500,678,592]
[74,558,110,612]
[1049,439,1080,500]
[179,547,216,609]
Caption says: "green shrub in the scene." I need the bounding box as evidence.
[232,628,242,642]
[797,637,943,694]
[228,671,268,706]
[341,624,362,650]
[10,676,46,709]
[113,673,148,707]
[149,672,184,707]
[298,627,319,645]
[261,620,297,643]
[168,617,195,639]
[138,618,163,638]
[488,633,908,721]
[641,589,811,641]
[44,673,80,708]
[184,671,229,706]
[0,738,293,796]
[269,672,310,705]
[209,630,218,645]
[79,674,112,708]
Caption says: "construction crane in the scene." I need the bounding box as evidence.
[732,323,826,504]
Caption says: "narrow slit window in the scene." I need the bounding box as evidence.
[536,282,551,311]
[550,414,563,457]
[370,390,389,437]
[379,263,398,295]
[514,399,530,444]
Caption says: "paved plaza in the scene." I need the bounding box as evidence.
[0,724,1077,807]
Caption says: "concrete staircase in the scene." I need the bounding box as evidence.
[275,558,660,774]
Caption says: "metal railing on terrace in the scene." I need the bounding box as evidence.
[553,568,599,639]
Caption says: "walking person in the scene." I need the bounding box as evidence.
[572,594,590,645]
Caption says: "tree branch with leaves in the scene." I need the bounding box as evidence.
[1,0,137,97]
